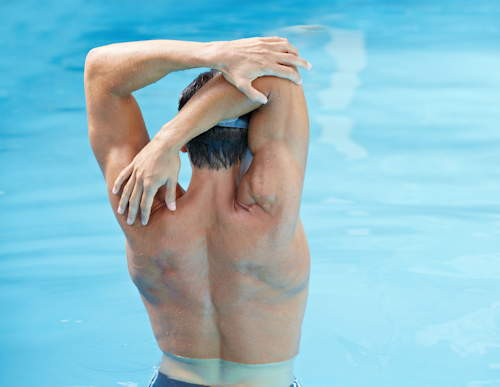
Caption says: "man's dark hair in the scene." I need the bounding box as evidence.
[178,69,250,170]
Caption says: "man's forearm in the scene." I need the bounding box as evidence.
[85,40,220,96]
[156,74,262,151]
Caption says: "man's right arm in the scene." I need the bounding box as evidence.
[236,76,309,230]
[146,74,309,228]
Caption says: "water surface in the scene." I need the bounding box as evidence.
[1,1,500,386]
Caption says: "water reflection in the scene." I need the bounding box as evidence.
[278,24,368,159]
[416,301,500,356]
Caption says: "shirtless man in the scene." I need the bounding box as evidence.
[84,37,311,387]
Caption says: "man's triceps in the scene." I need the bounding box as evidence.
[237,77,309,215]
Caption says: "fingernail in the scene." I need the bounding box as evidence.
[117,206,124,214]
[112,187,117,194]
[260,97,268,104]
[307,62,313,70]
[127,218,133,225]
[167,202,176,211]
[297,78,303,85]
[141,217,147,226]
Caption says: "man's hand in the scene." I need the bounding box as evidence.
[112,136,180,226]
[213,36,312,104]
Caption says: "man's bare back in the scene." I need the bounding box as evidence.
[125,166,310,363]
[85,38,311,386]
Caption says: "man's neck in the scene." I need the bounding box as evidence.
[186,163,242,203]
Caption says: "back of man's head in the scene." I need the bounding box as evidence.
[178,69,250,170]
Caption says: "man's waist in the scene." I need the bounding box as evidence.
[158,350,296,386]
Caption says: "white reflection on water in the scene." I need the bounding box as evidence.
[274,24,368,159]
[316,27,368,159]
[316,115,367,159]
[409,253,500,280]
[468,380,500,387]
[416,301,500,356]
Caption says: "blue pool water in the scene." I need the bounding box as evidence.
[1,1,500,386]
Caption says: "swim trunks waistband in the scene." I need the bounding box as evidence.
[156,351,297,386]
[148,369,303,387]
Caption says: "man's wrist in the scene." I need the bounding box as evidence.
[154,122,186,153]
[204,40,228,72]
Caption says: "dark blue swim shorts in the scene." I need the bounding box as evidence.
[148,369,303,386]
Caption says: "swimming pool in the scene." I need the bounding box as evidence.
[1,0,500,386]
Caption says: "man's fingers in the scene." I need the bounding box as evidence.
[237,81,268,104]
[270,42,299,56]
[278,53,312,70]
[140,185,156,226]
[117,172,135,215]
[165,178,178,212]
[126,180,143,225]
[261,36,284,42]
[271,64,302,84]
[112,164,133,194]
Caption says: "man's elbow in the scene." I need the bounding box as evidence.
[85,45,130,97]
[252,76,302,100]
[84,47,107,87]
[85,46,122,97]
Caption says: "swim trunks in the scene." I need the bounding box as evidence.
[148,369,303,386]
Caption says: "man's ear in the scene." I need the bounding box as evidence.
[181,145,187,153]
